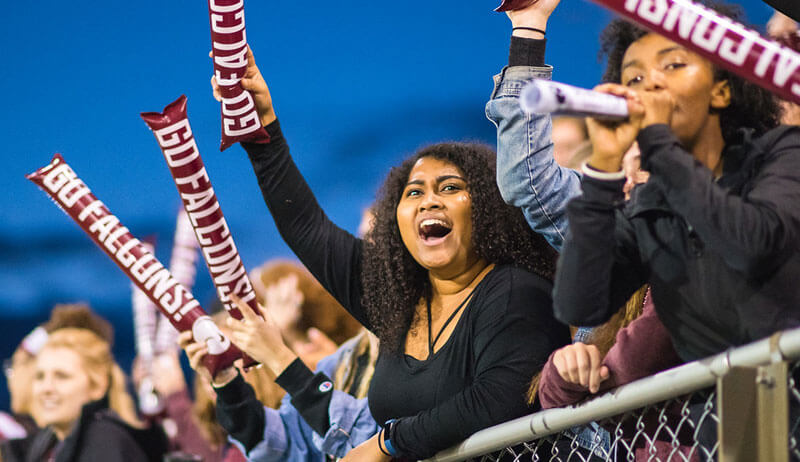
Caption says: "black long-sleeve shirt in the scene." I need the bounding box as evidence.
[242,121,569,459]
[554,124,800,362]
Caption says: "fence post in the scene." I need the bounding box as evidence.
[718,362,788,462]
[756,361,789,462]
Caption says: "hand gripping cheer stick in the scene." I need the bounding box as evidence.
[520,79,630,120]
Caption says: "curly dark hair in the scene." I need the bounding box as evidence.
[360,142,558,354]
[599,1,780,145]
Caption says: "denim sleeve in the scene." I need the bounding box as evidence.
[486,65,582,251]
[242,335,378,461]
[239,396,323,462]
[312,393,379,458]
[311,336,379,458]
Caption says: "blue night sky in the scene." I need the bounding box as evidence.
[0,0,776,409]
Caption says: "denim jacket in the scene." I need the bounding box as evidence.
[486,63,605,457]
[485,65,582,252]
[234,335,379,461]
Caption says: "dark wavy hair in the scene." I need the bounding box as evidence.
[361,142,557,353]
[599,1,780,145]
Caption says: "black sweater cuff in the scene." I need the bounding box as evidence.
[243,118,283,148]
[215,372,251,404]
[509,36,547,67]
[214,374,266,452]
[637,124,679,171]
[275,358,335,436]
[580,175,626,206]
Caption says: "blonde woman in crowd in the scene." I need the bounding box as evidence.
[1,328,167,461]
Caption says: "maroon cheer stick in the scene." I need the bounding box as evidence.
[591,0,800,105]
[208,0,269,151]
[27,154,240,377]
[154,209,200,354]
[142,95,261,367]
[495,0,537,12]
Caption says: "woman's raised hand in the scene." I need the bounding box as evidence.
[178,330,238,387]
[263,274,303,333]
[211,46,276,127]
[551,342,610,394]
[226,293,298,377]
[767,11,798,38]
[585,83,647,172]
[506,0,561,38]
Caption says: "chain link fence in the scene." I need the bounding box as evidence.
[425,329,800,462]
[470,387,719,461]
[461,364,798,461]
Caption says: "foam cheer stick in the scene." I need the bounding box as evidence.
[27,154,240,377]
[154,209,200,354]
[591,0,800,105]
[141,95,260,367]
[132,240,159,362]
[495,0,537,12]
[130,244,164,416]
[520,79,629,120]
[208,0,269,151]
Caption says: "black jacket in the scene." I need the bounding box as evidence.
[554,124,800,362]
[1,397,168,462]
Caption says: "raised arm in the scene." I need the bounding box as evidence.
[223,297,379,458]
[213,48,368,326]
[486,0,581,251]
[181,324,378,461]
[553,84,649,326]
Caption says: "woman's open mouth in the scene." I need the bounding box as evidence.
[418,218,452,245]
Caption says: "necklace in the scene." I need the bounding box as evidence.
[426,289,476,355]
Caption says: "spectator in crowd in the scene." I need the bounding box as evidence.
[177,210,381,461]
[767,10,800,126]
[536,286,697,460]
[493,0,796,455]
[3,303,117,442]
[250,259,361,373]
[1,327,168,461]
[488,0,584,252]
[251,260,362,349]
[201,1,569,454]
[488,1,651,253]
[133,257,364,460]
[181,322,379,461]
[132,345,246,462]
[2,328,43,442]
[186,355,247,462]
[488,4,659,457]
[42,303,114,345]
[553,0,797,373]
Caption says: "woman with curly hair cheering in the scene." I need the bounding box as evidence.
[197,22,568,462]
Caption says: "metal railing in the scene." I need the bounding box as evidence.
[423,327,800,462]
